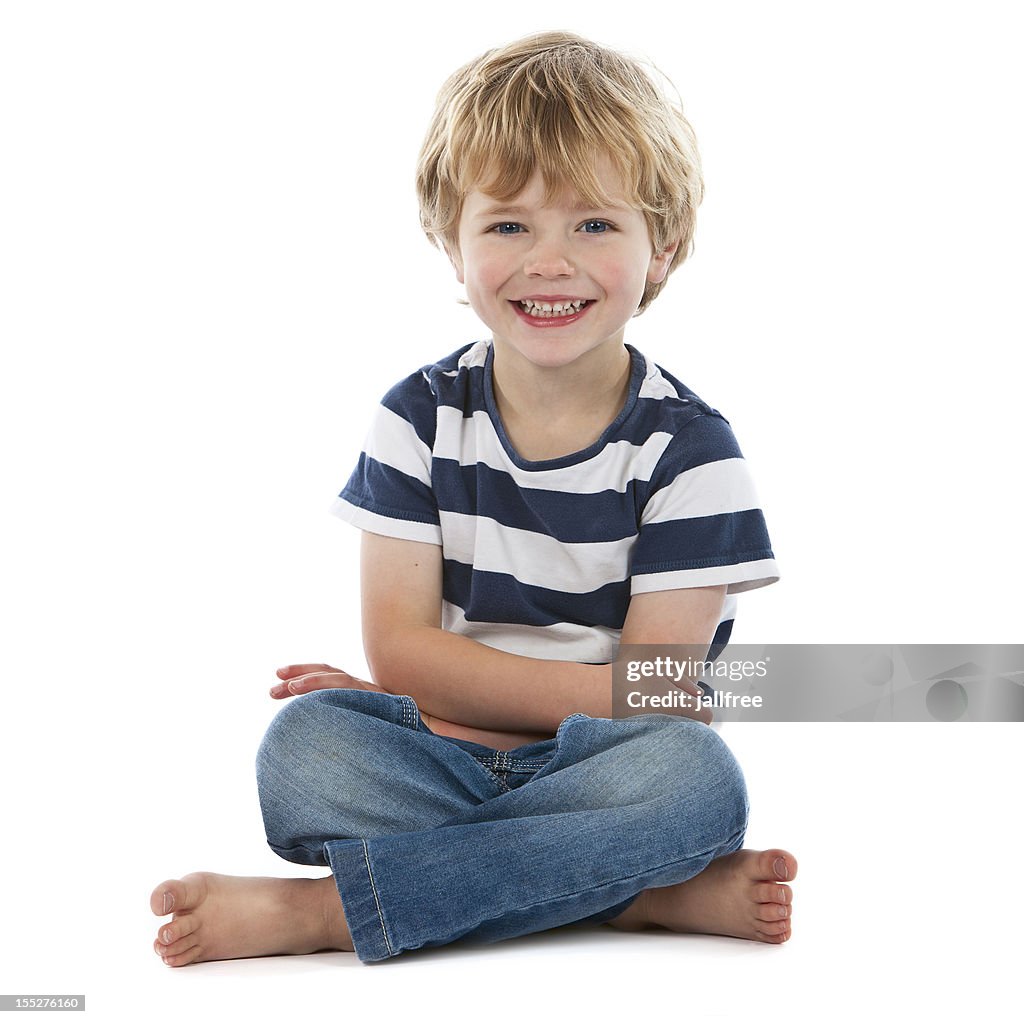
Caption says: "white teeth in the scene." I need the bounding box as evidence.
[518,299,588,318]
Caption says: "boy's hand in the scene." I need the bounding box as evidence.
[270,662,380,700]
[270,663,548,748]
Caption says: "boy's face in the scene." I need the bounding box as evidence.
[450,158,678,373]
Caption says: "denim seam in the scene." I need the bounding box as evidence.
[474,755,549,771]
[555,713,588,743]
[397,695,418,731]
[489,755,510,793]
[360,839,393,958]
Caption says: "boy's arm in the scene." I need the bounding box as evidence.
[361,532,725,735]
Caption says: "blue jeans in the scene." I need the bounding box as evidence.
[255,688,749,963]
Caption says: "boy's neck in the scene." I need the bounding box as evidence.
[490,340,633,460]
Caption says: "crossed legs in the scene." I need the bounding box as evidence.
[151,689,796,964]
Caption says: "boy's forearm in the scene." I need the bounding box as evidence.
[368,625,610,734]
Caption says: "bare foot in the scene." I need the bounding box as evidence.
[609,848,797,944]
[150,872,353,967]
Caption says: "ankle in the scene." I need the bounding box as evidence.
[609,886,654,930]
[633,886,657,928]
[314,877,349,951]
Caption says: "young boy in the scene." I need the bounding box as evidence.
[150,31,796,966]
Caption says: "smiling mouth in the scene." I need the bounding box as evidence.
[513,298,593,320]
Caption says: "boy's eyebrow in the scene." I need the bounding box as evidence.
[473,199,631,218]
[476,204,529,217]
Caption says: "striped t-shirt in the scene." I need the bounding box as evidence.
[332,340,778,665]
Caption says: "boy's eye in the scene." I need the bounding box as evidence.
[492,223,524,235]
[581,220,612,234]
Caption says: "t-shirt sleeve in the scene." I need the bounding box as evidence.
[330,370,443,545]
[630,411,779,595]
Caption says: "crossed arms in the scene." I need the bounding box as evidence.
[273,532,727,749]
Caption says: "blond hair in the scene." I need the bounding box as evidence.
[416,31,704,313]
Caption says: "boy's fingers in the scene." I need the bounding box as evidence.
[270,672,354,699]
[285,671,375,693]
[269,667,378,699]
[275,663,339,680]
[287,672,351,694]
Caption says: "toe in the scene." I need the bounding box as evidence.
[754,881,792,906]
[150,879,184,916]
[755,900,789,923]
[157,931,203,958]
[758,849,798,882]
[150,874,208,916]
[150,881,171,916]
[155,915,202,959]
[161,944,202,967]
[755,918,790,939]
[157,914,199,948]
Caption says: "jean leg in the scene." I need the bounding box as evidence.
[255,688,504,865]
[324,712,749,961]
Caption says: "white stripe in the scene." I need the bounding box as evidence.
[637,361,680,401]
[330,497,442,545]
[433,405,672,493]
[443,601,620,662]
[457,340,490,369]
[363,405,433,484]
[642,458,762,523]
[631,558,780,595]
[440,510,632,593]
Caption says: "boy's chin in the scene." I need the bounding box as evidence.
[491,335,626,371]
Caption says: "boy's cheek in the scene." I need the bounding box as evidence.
[444,247,465,283]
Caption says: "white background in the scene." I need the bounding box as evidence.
[1,1,1020,1021]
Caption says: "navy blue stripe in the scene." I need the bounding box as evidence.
[629,396,707,436]
[708,618,734,661]
[380,374,438,449]
[443,559,631,630]
[432,460,642,543]
[340,454,439,525]
[631,510,774,572]
[434,361,489,417]
[661,412,744,470]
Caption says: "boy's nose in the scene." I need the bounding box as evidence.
[523,238,574,278]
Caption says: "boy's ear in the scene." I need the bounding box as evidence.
[647,240,681,285]
[444,243,465,284]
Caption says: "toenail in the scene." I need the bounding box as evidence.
[162,929,173,944]
[162,891,174,914]
[773,857,789,880]
[779,887,786,902]
[778,905,788,918]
